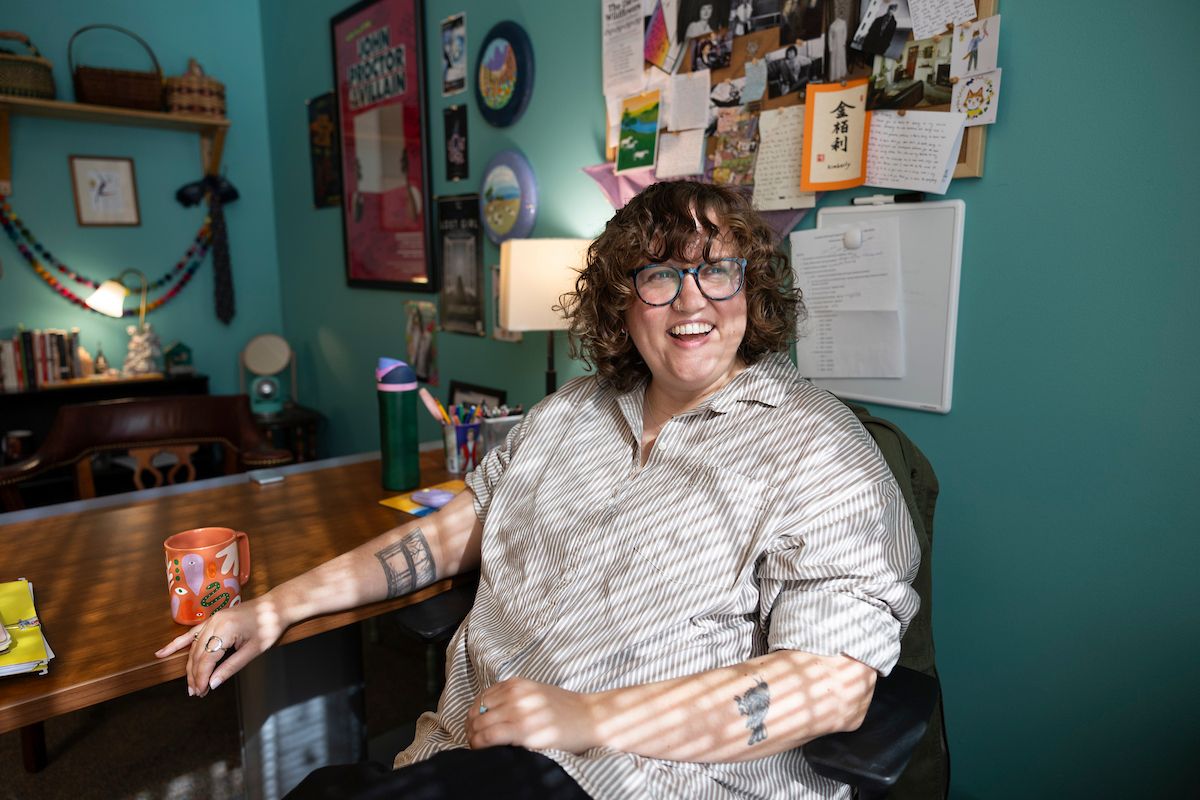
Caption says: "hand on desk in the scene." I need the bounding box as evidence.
[155,598,285,697]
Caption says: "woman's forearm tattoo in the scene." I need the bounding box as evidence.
[734,678,771,746]
[374,528,436,598]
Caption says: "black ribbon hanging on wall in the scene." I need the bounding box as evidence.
[176,175,240,324]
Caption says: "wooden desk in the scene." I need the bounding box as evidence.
[0,448,451,736]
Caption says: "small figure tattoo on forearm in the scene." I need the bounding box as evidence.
[374,528,436,598]
[734,678,771,746]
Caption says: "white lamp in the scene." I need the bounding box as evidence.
[85,268,149,329]
[499,238,590,394]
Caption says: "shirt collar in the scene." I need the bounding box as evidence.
[614,351,795,425]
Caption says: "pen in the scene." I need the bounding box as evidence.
[852,192,924,205]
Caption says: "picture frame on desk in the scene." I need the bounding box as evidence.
[331,0,436,291]
[448,380,505,410]
[69,156,140,226]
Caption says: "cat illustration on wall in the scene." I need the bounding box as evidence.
[952,69,1001,127]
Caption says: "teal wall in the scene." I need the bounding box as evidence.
[260,0,611,452]
[0,0,282,392]
[3,1,1196,796]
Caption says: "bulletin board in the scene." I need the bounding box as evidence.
[812,200,964,413]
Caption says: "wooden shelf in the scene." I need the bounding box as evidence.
[0,95,230,194]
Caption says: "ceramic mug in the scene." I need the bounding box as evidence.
[163,527,251,625]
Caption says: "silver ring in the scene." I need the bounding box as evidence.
[205,635,226,653]
[478,703,488,715]
[193,631,199,640]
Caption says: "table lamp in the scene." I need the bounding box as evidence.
[85,268,162,375]
[499,238,590,395]
[85,268,149,329]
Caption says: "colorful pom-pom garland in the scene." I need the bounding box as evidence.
[0,195,213,317]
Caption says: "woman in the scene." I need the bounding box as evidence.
[158,181,919,799]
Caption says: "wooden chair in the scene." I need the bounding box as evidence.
[0,394,292,512]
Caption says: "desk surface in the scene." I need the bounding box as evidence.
[0,449,453,734]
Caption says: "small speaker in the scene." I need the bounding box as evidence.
[240,334,295,417]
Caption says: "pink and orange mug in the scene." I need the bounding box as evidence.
[164,527,251,625]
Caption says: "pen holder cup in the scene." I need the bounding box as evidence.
[481,414,522,457]
[443,422,481,474]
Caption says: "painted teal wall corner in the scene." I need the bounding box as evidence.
[260,0,611,453]
[0,1,284,393]
[259,2,1199,795]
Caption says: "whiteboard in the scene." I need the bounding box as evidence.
[807,200,964,413]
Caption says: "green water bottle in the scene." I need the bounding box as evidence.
[376,357,420,491]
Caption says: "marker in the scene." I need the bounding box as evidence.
[852,192,925,206]
[418,387,450,425]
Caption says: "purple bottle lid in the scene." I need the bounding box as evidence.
[376,358,417,391]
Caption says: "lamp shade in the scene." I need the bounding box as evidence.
[499,238,590,331]
[85,279,131,318]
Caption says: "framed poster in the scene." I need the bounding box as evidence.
[437,194,485,335]
[306,93,342,208]
[332,0,436,290]
[69,156,140,226]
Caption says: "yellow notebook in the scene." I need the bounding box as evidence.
[0,578,53,677]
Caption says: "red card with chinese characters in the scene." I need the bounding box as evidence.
[800,79,871,192]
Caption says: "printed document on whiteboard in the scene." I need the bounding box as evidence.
[790,218,905,378]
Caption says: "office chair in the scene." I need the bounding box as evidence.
[0,394,292,512]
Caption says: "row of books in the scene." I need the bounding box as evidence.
[0,327,86,393]
[0,578,54,678]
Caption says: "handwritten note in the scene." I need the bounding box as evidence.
[666,70,710,131]
[866,110,965,194]
[801,79,869,191]
[791,218,905,378]
[602,0,645,97]
[908,0,978,40]
[656,129,706,178]
[754,106,816,211]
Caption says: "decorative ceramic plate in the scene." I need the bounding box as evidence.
[479,149,537,244]
[475,21,535,127]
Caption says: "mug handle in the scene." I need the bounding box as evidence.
[235,531,251,586]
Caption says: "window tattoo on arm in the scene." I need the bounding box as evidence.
[734,677,771,746]
[374,528,436,598]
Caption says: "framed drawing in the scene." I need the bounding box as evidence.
[437,194,485,336]
[449,380,506,409]
[479,149,537,244]
[331,0,436,290]
[475,20,535,127]
[69,156,139,226]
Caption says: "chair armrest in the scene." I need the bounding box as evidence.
[804,666,938,796]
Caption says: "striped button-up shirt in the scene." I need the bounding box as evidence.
[396,353,920,799]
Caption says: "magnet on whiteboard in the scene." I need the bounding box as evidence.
[843,227,863,249]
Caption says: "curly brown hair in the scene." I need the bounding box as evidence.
[559,181,803,392]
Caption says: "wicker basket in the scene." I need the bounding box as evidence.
[0,31,56,99]
[68,24,163,111]
[164,58,225,118]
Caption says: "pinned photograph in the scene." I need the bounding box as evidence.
[951,15,1000,80]
[441,13,467,96]
[689,30,733,72]
[711,76,748,108]
[851,0,911,61]
[779,0,826,42]
[866,34,952,110]
[677,0,732,43]
[951,68,1001,127]
[765,38,824,100]
[616,90,662,173]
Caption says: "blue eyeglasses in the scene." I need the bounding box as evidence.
[628,258,747,306]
